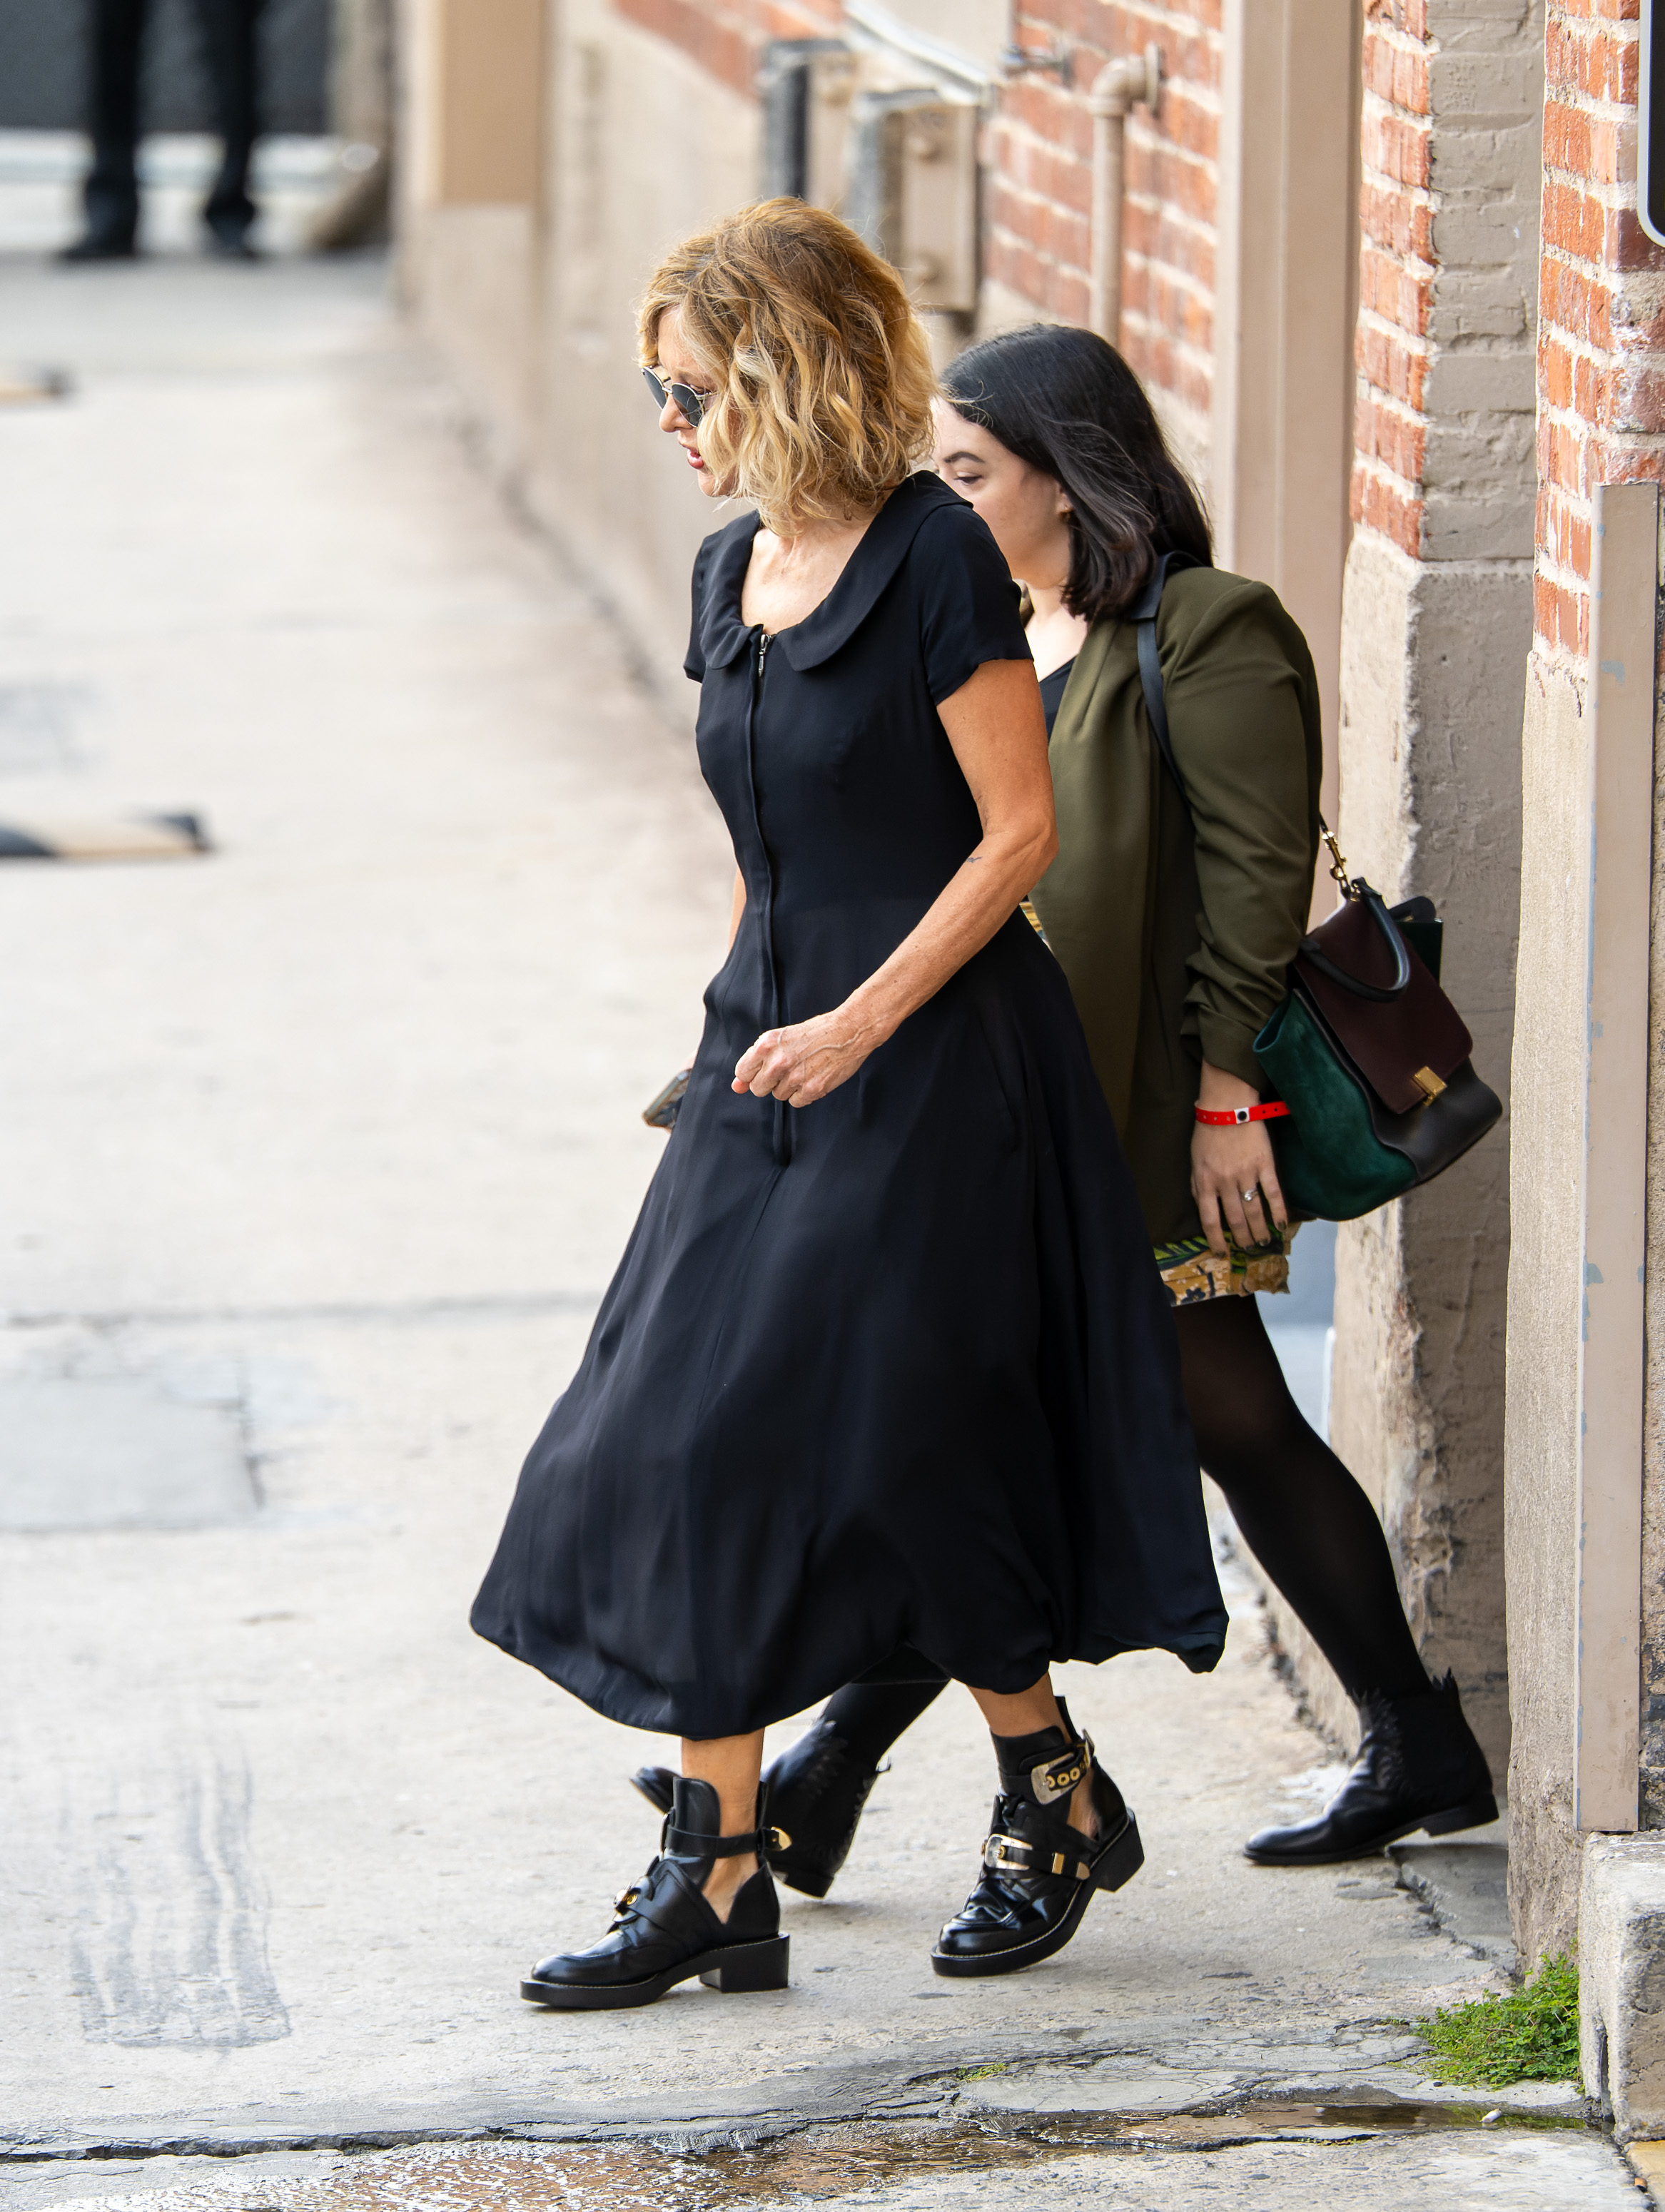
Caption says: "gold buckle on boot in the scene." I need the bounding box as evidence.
[983,1832,1033,1874]
[1029,1728,1094,1804]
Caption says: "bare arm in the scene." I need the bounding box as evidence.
[733,659,1056,1107]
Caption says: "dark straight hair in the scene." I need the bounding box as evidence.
[939,324,1212,623]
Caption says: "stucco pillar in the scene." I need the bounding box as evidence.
[1265,1,1542,1776]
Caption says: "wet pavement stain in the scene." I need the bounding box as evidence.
[56,2106,1599,2211]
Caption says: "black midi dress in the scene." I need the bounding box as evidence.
[471,472,1227,1740]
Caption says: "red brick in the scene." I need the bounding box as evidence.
[1356,390,1427,483]
[1540,259,1616,349]
[1360,178,1434,260]
[1545,18,1637,103]
[1534,574,1587,661]
[1355,462,1425,557]
[1361,107,1432,189]
[1541,177,1610,263]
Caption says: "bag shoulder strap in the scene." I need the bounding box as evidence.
[1129,550,1200,804]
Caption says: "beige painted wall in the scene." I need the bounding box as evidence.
[527,6,762,711]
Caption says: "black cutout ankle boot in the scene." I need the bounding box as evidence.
[931,1700,1144,1979]
[632,1715,884,1899]
[1243,1670,1498,1867]
[520,1775,789,2009]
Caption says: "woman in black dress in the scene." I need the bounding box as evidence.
[668,324,1494,1906]
[472,205,1225,2009]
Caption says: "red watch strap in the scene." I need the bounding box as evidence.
[1193,1101,1291,1126]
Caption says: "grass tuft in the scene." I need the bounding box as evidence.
[1412,1952,1582,2089]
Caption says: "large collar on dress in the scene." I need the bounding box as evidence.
[695,472,961,674]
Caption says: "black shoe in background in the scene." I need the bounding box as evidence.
[1243,1670,1498,1866]
[204,210,259,259]
[632,1714,885,1900]
[59,228,138,262]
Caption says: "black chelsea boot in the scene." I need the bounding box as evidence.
[1243,1670,1497,1866]
[520,1775,789,2009]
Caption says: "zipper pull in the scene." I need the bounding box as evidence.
[758,630,771,675]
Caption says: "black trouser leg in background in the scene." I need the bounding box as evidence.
[81,0,150,247]
[1172,1292,1429,1700]
[819,1677,948,1767]
[193,0,266,241]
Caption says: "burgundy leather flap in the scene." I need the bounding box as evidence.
[1293,896,1472,1114]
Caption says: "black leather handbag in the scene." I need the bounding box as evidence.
[1131,555,1502,1222]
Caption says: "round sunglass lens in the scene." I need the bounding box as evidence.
[642,368,704,426]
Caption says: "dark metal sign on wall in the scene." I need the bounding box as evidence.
[1642,0,1665,248]
[0,0,331,136]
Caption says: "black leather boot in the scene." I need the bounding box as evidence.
[520,1776,789,2009]
[632,1714,884,1899]
[1243,1670,1497,1866]
[931,1703,1144,1978]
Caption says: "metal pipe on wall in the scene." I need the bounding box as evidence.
[1088,45,1161,347]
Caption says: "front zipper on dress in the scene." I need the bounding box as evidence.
[748,627,791,1170]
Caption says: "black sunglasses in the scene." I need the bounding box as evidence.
[642,366,712,427]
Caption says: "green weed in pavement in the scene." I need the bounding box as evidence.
[1414,1952,1581,2088]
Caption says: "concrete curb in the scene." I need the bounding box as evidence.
[1580,1834,1665,2137]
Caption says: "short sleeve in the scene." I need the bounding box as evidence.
[684,539,712,682]
[914,501,1031,706]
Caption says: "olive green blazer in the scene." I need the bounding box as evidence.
[1030,566,1322,1246]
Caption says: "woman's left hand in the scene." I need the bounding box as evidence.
[734,1010,879,1107]
[1190,1059,1289,1257]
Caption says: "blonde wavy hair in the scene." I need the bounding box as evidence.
[638,200,938,533]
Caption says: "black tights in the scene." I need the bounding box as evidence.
[821,1292,1429,1764]
[1171,1293,1427,1699]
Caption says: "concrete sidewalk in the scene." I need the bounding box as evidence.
[0,253,1637,2211]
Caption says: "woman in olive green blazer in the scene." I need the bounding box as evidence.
[684,328,1498,1902]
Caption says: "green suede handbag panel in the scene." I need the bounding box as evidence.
[1254,996,1416,1221]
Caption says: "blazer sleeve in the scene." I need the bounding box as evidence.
[1162,580,1322,1085]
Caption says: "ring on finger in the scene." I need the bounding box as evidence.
[1239,1187,1260,1204]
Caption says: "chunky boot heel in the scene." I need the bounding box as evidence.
[1244,1671,1499,1867]
[933,1700,1139,1979]
[1422,1794,1500,1839]
[699,1933,791,1992]
[520,1777,786,2010]
[1090,1808,1144,1893]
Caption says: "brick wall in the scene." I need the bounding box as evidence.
[1535,0,1665,673]
[607,0,1223,455]
[987,2,1223,448]
[1352,0,1432,561]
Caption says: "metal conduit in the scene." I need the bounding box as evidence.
[1088,44,1162,348]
